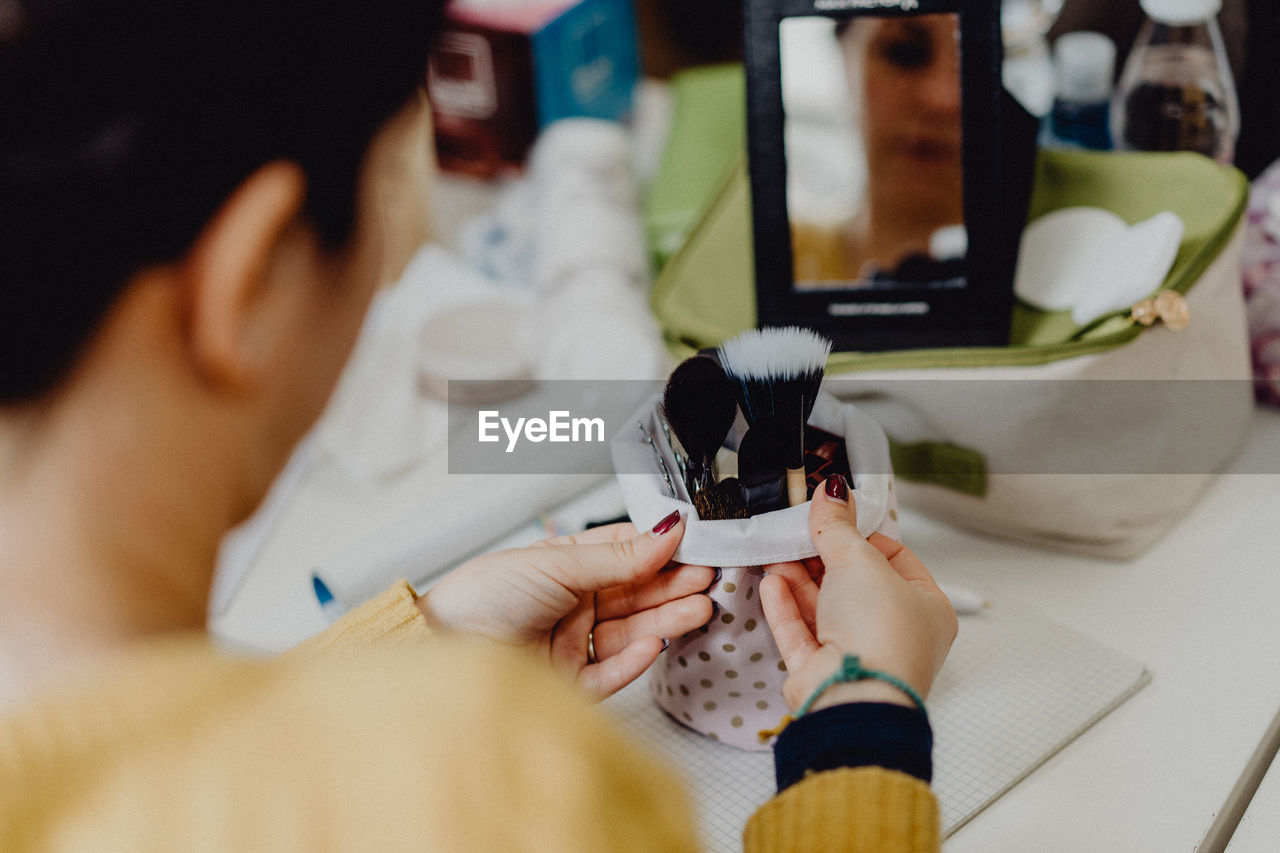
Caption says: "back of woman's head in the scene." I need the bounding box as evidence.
[0,0,444,402]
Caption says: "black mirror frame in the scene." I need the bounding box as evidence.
[743,0,1016,352]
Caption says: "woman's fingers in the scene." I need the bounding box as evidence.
[801,556,826,585]
[867,532,938,587]
[549,593,595,674]
[808,480,886,580]
[591,594,712,660]
[595,562,715,620]
[761,561,820,631]
[532,521,637,548]
[760,573,821,673]
[577,636,665,699]
[532,512,686,595]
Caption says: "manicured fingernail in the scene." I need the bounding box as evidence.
[650,509,681,536]
[712,567,723,584]
[661,638,670,651]
[710,600,721,618]
[824,474,849,502]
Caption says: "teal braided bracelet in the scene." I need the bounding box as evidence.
[794,654,927,719]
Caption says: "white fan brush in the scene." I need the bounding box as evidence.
[717,326,832,507]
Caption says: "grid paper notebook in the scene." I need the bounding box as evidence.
[603,596,1150,852]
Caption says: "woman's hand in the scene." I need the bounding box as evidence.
[418,511,714,699]
[761,476,957,715]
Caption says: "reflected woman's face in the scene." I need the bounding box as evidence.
[843,14,963,222]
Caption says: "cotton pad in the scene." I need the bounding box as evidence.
[1071,211,1185,327]
[1014,206,1128,311]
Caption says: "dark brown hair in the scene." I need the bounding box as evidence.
[0,0,445,401]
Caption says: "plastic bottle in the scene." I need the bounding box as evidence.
[1001,0,1065,117]
[1045,31,1116,150]
[1111,0,1239,163]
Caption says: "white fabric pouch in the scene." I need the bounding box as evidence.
[612,391,900,750]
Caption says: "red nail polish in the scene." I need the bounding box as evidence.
[825,474,848,502]
[650,509,681,536]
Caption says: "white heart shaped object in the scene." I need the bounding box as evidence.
[1071,211,1185,327]
[1014,206,1128,311]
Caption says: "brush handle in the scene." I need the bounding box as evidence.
[786,466,808,506]
[685,457,714,496]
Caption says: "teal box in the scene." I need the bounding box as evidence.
[428,0,640,179]
[532,0,639,125]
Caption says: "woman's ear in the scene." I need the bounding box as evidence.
[180,161,309,390]
[373,90,435,287]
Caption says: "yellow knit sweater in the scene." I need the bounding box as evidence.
[0,581,938,851]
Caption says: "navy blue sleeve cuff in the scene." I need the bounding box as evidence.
[774,702,933,792]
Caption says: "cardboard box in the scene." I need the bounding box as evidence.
[427,0,640,179]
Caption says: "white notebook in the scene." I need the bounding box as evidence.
[603,595,1150,852]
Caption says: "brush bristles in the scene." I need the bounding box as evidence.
[662,357,737,461]
[716,327,832,383]
[662,355,739,494]
[716,327,832,429]
[693,478,750,520]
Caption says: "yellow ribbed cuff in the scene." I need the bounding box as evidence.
[291,579,434,657]
[743,766,939,853]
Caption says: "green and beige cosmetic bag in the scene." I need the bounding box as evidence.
[648,147,1252,558]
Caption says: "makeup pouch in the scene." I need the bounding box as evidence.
[647,148,1252,558]
[611,391,899,750]
[1243,157,1280,407]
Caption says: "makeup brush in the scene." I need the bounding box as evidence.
[735,415,787,515]
[661,355,739,496]
[693,477,750,520]
[717,327,832,507]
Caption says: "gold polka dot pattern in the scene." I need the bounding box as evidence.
[646,476,903,750]
[650,566,787,751]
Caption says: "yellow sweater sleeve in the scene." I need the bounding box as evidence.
[744,766,940,853]
[287,581,942,852]
[290,578,433,656]
[0,637,700,853]
[0,577,938,852]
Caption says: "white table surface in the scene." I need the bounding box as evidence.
[1228,739,1280,851]
[933,407,1280,853]
[213,402,1280,851]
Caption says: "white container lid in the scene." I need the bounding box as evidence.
[1053,31,1116,102]
[1139,0,1221,25]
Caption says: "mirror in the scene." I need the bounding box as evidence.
[745,0,1021,352]
[783,13,964,291]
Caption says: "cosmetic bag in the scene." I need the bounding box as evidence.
[647,149,1253,558]
[612,391,900,749]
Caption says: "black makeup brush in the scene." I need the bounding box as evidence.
[717,327,832,507]
[735,416,787,515]
[661,355,738,496]
[693,477,750,520]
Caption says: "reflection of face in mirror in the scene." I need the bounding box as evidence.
[784,14,965,290]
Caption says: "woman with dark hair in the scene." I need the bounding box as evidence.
[792,13,965,287]
[0,2,955,849]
